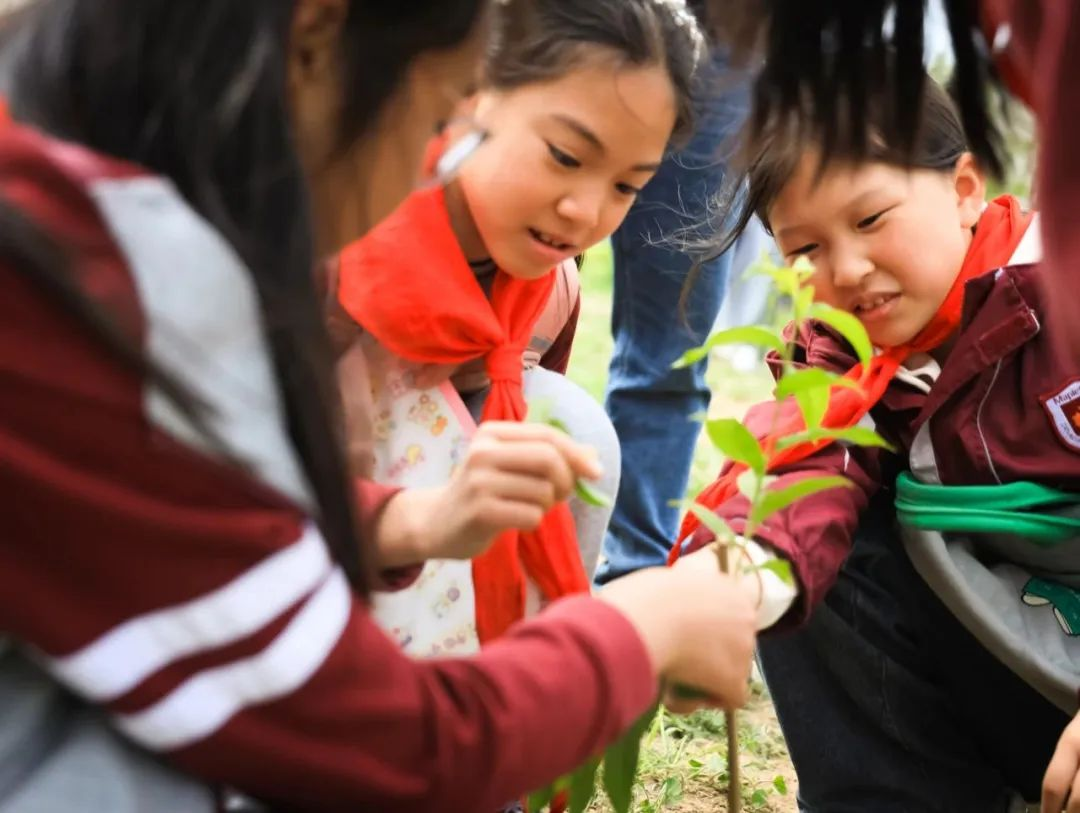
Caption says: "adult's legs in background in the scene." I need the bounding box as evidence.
[594,51,747,584]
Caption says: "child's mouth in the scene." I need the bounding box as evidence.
[528,227,573,253]
[853,293,899,322]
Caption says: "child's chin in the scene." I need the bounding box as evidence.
[869,324,918,349]
[501,263,555,281]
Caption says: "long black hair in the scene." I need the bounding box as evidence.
[1,0,486,594]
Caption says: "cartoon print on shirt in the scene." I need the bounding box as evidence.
[408,393,450,436]
[373,408,396,441]
[1022,577,1080,636]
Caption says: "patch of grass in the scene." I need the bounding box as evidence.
[567,241,616,403]
[584,695,794,813]
[568,241,795,812]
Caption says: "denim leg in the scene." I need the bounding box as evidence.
[594,52,748,584]
[758,492,1069,812]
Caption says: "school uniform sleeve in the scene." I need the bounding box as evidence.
[1000,0,1080,355]
[685,416,883,629]
[0,140,658,812]
[683,325,888,629]
[0,250,657,813]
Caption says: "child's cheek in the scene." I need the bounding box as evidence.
[810,276,840,308]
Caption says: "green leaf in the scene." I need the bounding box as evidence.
[684,502,736,544]
[750,788,769,806]
[808,303,874,366]
[527,784,555,812]
[671,326,785,369]
[794,282,815,322]
[526,398,556,425]
[750,476,853,527]
[705,418,766,474]
[672,346,709,369]
[602,704,659,813]
[773,775,789,795]
[574,479,612,508]
[775,426,895,452]
[736,468,760,501]
[755,558,795,586]
[773,430,814,450]
[774,368,859,398]
[790,256,817,281]
[744,251,786,281]
[757,266,800,298]
[794,387,828,432]
[813,425,896,451]
[547,417,570,435]
[567,758,600,813]
[660,776,684,805]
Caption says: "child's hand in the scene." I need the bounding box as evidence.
[373,421,602,566]
[1043,712,1080,811]
[598,552,758,713]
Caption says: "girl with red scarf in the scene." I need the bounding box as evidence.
[335,0,710,648]
[679,78,1080,810]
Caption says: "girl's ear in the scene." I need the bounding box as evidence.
[953,151,987,229]
[289,0,347,81]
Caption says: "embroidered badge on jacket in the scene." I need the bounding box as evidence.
[1043,377,1080,453]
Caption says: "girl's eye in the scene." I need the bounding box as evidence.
[857,209,887,229]
[615,182,642,197]
[788,243,818,257]
[547,143,581,168]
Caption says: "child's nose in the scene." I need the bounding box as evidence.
[829,247,874,289]
[555,188,603,231]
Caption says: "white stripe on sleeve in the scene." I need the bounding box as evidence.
[46,523,330,702]
[115,568,351,750]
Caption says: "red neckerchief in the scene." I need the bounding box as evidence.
[338,185,590,642]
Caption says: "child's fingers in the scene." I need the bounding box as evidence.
[469,427,586,495]
[476,498,547,534]
[661,691,708,715]
[466,469,558,513]
[1043,740,1080,812]
[469,440,575,501]
[476,421,604,480]
[1070,771,1080,813]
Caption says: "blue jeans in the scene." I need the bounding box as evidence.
[594,53,748,584]
[758,491,1069,812]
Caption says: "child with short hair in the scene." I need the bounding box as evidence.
[680,77,1080,809]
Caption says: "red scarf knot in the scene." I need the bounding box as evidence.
[486,345,526,386]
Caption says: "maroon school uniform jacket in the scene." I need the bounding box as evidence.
[689,227,1080,629]
[0,122,656,810]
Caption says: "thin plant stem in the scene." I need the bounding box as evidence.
[712,542,741,813]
